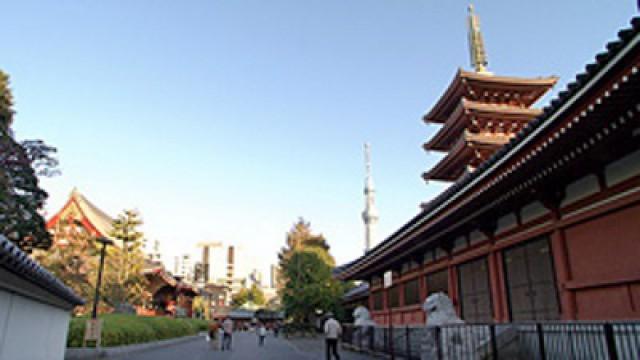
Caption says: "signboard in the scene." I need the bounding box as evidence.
[83,319,102,347]
[383,270,393,289]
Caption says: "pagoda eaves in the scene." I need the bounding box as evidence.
[424,99,543,152]
[423,132,510,182]
[423,69,558,124]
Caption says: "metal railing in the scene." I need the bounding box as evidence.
[341,321,640,359]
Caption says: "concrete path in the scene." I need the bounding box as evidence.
[110,331,376,360]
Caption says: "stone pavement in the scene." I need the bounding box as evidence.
[110,331,377,360]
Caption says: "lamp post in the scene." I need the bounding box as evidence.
[83,237,114,348]
[92,237,114,319]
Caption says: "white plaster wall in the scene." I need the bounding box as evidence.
[0,289,71,360]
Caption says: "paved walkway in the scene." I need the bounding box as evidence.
[111,331,376,360]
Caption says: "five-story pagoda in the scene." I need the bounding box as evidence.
[422,5,558,183]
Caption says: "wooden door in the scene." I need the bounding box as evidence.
[504,237,560,321]
[458,257,493,323]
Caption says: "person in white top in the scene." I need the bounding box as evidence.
[222,318,233,351]
[323,312,342,360]
[257,323,267,346]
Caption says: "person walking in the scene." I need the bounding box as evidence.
[222,317,234,351]
[257,323,267,346]
[217,325,224,350]
[208,321,219,350]
[324,312,342,360]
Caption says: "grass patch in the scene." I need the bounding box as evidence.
[67,314,209,348]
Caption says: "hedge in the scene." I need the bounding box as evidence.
[67,314,209,348]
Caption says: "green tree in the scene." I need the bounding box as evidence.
[34,219,99,314]
[102,209,149,308]
[232,288,250,307]
[0,70,58,252]
[249,284,266,306]
[281,250,345,323]
[192,296,209,319]
[278,218,344,322]
[278,218,334,289]
[232,284,266,307]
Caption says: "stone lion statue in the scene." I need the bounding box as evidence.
[352,306,376,349]
[353,306,376,327]
[422,292,463,327]
[421,292,466,360]
[420,293,519,359]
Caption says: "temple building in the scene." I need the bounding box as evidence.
[335,11,640,325]
[47,188,116,245]
[46,188,197,317]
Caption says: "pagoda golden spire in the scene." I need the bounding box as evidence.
[467,4,490,74]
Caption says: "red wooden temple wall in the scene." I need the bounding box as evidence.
[368,162,640,325]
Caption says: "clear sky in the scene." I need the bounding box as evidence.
[2,1,636,278]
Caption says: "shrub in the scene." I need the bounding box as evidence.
[67,314,210,348]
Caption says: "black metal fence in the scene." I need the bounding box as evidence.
[341,321,640,359]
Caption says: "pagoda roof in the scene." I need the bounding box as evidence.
[47,188,115,240]
[335,17,640,281]
[423,69,557,124]
[425,99,542,151]
[423,133,509,181]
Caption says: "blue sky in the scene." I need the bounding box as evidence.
[3,1,636,277]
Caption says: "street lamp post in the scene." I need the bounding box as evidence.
[92,237,114,319]
[83,237,114,348]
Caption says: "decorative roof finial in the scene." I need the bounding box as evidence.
[468,4,490,74]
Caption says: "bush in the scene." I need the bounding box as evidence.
[67,314,210,348]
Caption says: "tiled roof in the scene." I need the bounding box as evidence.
[0,235,84,306]
[336,16,640,280]
[343,282,369,301]
[70,189,115,240]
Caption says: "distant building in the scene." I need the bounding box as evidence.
[248,269,263,287]
[174,253,194,282]
[270,264,279,289]
[196,242,248,305]
[148,239,162,263]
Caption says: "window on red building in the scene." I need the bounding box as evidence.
[404,278,420,305]
[389,286,400,308]
[373,291,384,310]
[426,269,449,296]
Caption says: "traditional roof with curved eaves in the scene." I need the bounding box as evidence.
[336,17,640,281]
[47,188,115,241]
[0,235,84,306]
